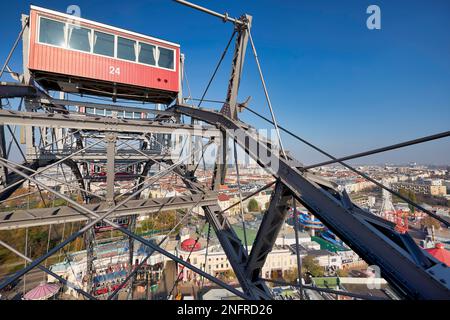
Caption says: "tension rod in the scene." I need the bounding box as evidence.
[174,0,245,25]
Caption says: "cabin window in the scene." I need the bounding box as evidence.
[117,37,137,62]
[93,31,114,57]
[138,42,156,66]
[158,47,174,70]
[68,25,91,52]
[38,17,178,71]
[125,111,133,118]
[39,17,66,47]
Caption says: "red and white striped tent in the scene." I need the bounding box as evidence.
[23,282,60,300]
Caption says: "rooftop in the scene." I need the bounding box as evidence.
[311,236,348,253]
[307,249,335,257]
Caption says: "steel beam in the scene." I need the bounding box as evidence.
[0,117,8,185]
[172,103,450,299]
[0,239,96,300]
[220,15,251,120]
[127,215,137,299]
[0,109,220,137]
[0,16,28,79]
[28,97,175,117]
[245,182,291,284]
[211,130,227,190]
[176,165,272,299]
[0,194,217,230]
[124,160,154,298]
[201,202,271,299]
[174,0,246,25]
[105,133,116,205]
[0,159,57,201]
[83,225,95,295]
[0,158,247,299]
[0,83,38,98]
[21,14,31,84]
[26,150,171,161]
[0,138,104,201]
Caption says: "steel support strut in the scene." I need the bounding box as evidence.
[212,13,251,189]
[84,226,95,295]
[0,194,216,230]
[0,148,248,299]
[0,239,96,300]
[220,15,251,120]
[0,1,446,301]
[105,133,116,205]
[176,165,272,299]
[246,182,291,285]
[172,103,450,300]
[0,117,8,185]
[211,130,227,189]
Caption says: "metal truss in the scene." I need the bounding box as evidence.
[0,155,248,300]
[0,194,217,230]
[245,182,291,287]
[171,103,450,299]
[172,158,268,299]
[0,109,220,136]
[0,0,448,302]
[0,238,96,300]
[118,137,270,299]
[0,136,105,201]
[28,97,175,117]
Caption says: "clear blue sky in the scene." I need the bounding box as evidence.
[1,0,449,165]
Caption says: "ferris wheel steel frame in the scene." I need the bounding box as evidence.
[0,0,448,301]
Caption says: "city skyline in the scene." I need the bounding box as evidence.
[0,0,448,165]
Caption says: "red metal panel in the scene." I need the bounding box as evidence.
[28,9,179,94]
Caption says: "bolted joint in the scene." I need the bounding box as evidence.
[105,132,117,143]
[223,12,229,23]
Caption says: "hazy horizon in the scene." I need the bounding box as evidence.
[0,0,449,165]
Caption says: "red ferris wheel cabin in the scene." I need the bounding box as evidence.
[25,6,181,104]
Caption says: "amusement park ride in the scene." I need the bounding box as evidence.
[0,0,449,300]
[378,179,409,234]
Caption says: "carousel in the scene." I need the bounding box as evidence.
[23,282,61,300]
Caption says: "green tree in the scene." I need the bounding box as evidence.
[303,256,325,277]
[247,199,259,212]
[223,269,236,280]
[336,268,349,277]
[283,268,300,283]
[157,210,177,229]
[398,188,408,199]
[36,199,46,208]
[140,218,156,232]
[408,191,417,213]
[421,216,441,230]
